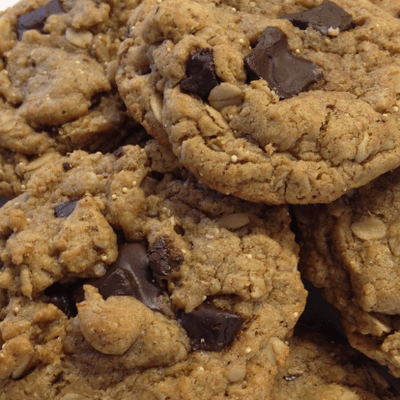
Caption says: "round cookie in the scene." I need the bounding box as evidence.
[0,0,142,157]
[117,0,400,204]
[0,142,306,399]
[294,166,400,379]
[271,325,400,400]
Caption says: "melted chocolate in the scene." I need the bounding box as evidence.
[180,49,219,98]
[77,243,162,312]
[177,304,244,351]
[244,27,322,99]
[282,1,353,35]
[148,236,183,279]
[16,0,65,40]
[45,282,77,318]
[55,200,78,218]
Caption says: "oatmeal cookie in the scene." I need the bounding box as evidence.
[271,325,400,400]
[0,142,306,399]
[294,166,400,379]
[0,0,143,156]
[117,0,400,204]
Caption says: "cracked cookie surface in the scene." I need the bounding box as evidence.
[117,0,400,204]
[0,142,306,399]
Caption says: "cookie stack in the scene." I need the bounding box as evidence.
[0,0,400,399]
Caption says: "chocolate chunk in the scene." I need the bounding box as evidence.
[0,196,11,208]
[148,236,183,279]
[180,49,219,98]
[282,1,353,35]
[244,27,322,99]
[177,304,244,351]
[82,243,161,312]
[54,200,78,218]
[62,162,71,171]
[16,0,65,40]
[44,282,77,318]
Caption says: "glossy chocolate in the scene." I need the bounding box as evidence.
[55,200,78,218]
[16,0,65,40]
[180,49,219,98]
[282,1,353,35]
[177,304,244,351]
[83,243,161,312]
[45,282,77,318]
[148,236,183,279]
[245,27,322,99]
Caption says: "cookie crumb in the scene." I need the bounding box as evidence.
[327,27,340,36]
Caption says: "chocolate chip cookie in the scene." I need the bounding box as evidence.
[117,0,400,204]
[271,325,400,400]
[0,142,306,399]
[0,0,142,157]
[294,166,400,379]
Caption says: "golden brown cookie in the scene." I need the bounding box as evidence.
[0,142,306,399]
[272,325,400,400]
[117,0,400,204]
[0,0,142,156]
[295,166,400,379]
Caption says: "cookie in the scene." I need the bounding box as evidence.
[117,0,400,204]
[0,142,306,399]
[367,0,400,17]
[294,166,400,379]
[271,325,400,400]
[0,0,142,157]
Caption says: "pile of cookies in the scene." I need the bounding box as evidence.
[1,0,400,398]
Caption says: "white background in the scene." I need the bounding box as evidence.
[1,0,21,12]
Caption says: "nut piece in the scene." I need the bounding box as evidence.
[0,335,34,379]
[266,337,289,367]
[350,217,387,240]
[218,213,250,230]
[208,82,243,110]
[224,363,246,382]
[150,93,163,123]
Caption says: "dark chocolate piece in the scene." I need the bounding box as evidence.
[62,162,71,171]
[55,200,78,218]
[79,243,161,312]
[44,282,77,318]
[282,1,353,35]
[244,27,322,99]
[148,236,183,279]
[0,196,11,208]
[16,0,65,40]
[180,49,219,98]
[177,304,244,351]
